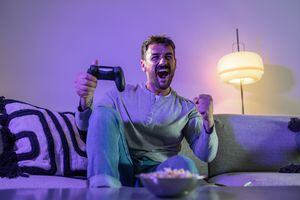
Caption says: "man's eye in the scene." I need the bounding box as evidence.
[151,56,159,61]
[166,55,173,60]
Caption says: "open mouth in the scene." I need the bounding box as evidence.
[156,68,170,79]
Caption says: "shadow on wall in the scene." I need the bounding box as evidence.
[240,64,300,115]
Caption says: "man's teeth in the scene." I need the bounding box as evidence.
[158,69,169,73]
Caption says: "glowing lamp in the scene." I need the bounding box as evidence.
[217,29,264,114]
[218,51,264,84]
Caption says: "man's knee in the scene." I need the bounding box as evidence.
[87,106,123,140]
[90,106,120,123]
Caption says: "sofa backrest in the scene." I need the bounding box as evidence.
[209,114,300,177]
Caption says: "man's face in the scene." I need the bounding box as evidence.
[141,43,176,91]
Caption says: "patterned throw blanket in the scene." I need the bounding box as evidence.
[0,96,87,178]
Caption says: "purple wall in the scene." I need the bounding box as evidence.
[1,0,300,115]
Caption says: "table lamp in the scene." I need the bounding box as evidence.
[217,29,264,114]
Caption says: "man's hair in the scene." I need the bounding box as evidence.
[141,35,176,60]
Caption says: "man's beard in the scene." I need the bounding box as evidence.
[154,64,174,90]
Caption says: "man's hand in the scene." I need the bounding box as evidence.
[193,94,214,133]
[74,60,99,110]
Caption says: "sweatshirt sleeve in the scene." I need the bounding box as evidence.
[75,107,93,131]
[183,108,218,163]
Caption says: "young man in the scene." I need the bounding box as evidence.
[74,35,218,187]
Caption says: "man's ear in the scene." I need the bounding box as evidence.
[140,59,146,72]
[175,58,177,69]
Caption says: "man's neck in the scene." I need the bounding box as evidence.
[145,83,171,96]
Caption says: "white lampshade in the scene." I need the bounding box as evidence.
[217,51,264,85]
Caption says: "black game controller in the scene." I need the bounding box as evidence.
[87,65,125,92]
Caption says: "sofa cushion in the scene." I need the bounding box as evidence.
[0,175,87,188]
[0,97,87,177]
[209,172,300,186]
[210,114,300,177]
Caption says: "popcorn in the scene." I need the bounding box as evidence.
[139,168,201,179]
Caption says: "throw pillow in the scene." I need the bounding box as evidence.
[0,97,87,178]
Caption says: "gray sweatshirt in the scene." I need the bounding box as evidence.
[75,83,218,163]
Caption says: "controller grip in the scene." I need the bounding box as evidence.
[114,67,126,92]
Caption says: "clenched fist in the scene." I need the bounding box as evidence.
[193,94,214,133]
[74,60,99,109]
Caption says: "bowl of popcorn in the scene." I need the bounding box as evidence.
[138,168,205,198]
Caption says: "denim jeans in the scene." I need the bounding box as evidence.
[87,106,199,188]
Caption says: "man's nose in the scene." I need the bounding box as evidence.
[159,57,167,65]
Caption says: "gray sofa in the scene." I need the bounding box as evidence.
[184,114,300,186]
[1,114,300,188]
